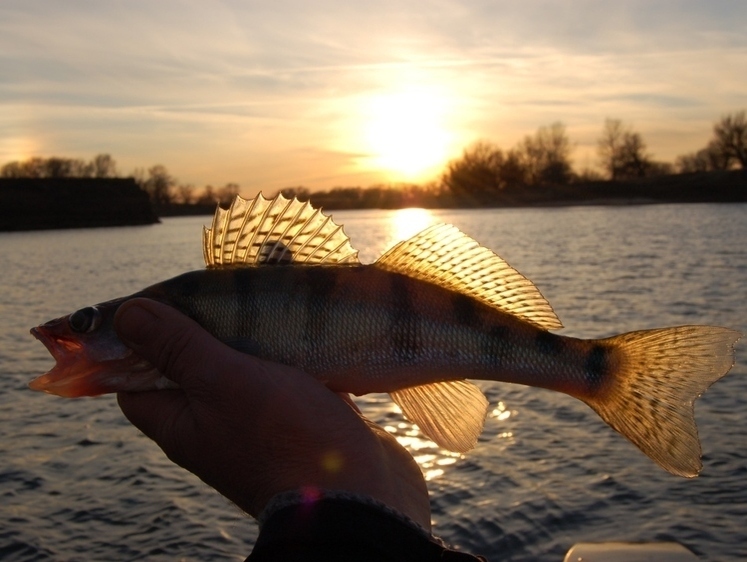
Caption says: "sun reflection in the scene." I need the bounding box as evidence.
[384,410,462,481]
[490,400,512,421]
[384,399,517,481]
[385,207,436,251]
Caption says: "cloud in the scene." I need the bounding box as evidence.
[1,0,745,190]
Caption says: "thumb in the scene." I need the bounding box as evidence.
[114,297,229,389]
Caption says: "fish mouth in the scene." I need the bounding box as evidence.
[31,325,82,358]
[30,325,162,397]
[29,325,89,396]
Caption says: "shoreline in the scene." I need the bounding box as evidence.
[1,170,744,230]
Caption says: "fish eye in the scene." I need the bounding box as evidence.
[69,306,102,333]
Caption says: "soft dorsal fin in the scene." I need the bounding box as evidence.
[375,224,562,330]
[390,380,489,453]
[203,194,359,266]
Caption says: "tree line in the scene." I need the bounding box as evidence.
[442,111,745,203]
[0,155,241,208]
[2,110,744,207]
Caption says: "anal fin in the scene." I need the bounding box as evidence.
[390,380,489,453]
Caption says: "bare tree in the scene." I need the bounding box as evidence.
[23,157,48,177]
[1,155,115,178]
[521,122,573,185]
[278,186,311,200]
[90,154,118,178]
[144,165,176,206]
[496,149,528,189]
[0,161,24,177]
[441,141,505,200]
[712,111,746,168]
[674,111,745,173]
[597,119,654,180]
[217,182,240,205]
[41,157,89,177]
[176,184,196,204]
[597,119,625,179]
[676,140,730,173]
[197,185,218,205]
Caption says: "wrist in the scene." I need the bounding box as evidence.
[258,488,431,536]
[248,489,487,561]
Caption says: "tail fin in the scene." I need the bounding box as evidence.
[584,326,740,477]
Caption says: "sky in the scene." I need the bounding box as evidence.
[1,1,745,194]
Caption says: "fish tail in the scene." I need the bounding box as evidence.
[583,326,740,477]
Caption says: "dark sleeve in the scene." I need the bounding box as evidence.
[245,491,487,562]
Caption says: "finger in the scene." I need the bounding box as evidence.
[117,389,188,442]
[114,298,244,389]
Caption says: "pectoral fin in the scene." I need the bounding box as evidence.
[390,380,489,453]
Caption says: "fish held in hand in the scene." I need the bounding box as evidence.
[30,298,167,397]
[30,194,740,477]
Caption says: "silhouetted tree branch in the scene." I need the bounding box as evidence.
[1,154,118,179]
[521,122,573,185]
[676,111,746,172]
[597,119,658,180]
[713,111,746,168]
[143,165,176,207]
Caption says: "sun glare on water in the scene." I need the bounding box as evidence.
[360,88,455,181]
[384,207,436,251]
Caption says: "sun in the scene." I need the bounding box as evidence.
[360,88,454,181]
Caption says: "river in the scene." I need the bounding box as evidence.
[1,203,745,561]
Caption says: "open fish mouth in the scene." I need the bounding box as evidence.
[31,325,83,358]
[30,324,164,397]
[29,325,89,395]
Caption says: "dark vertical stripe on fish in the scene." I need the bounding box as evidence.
[234,268,259,340]
[174,271,203,303]
[303,267,338,351]
[223,269,237,336]
[584,344,609,395]
[451,293,480,328]
[483,325,511,368]
[389,273,419,363]
[535,330,566,356]
[153,270,204,317]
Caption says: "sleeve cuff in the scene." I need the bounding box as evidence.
[246,489,486,561]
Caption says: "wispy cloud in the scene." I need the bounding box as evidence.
[1,0,745,191]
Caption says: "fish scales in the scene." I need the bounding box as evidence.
[29,194,741,477]
[140,265,606,399]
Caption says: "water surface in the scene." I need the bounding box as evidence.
[1,204,745,561]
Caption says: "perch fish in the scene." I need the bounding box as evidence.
[30,194,740,477]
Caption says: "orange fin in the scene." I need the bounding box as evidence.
[584,325,741,477]
[375,223,562,330]
[390,380,489,452]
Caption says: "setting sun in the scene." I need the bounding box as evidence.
[360,88,455,181]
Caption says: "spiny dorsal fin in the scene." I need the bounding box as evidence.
[375,224,562,330]
[203,194,359,266]
[390,380,489,453]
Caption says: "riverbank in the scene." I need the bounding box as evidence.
[1,170,744,230]
[161,169,746,216]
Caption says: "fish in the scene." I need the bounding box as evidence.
[30,194,740,477]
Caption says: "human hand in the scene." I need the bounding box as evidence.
[114,298,431,529]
